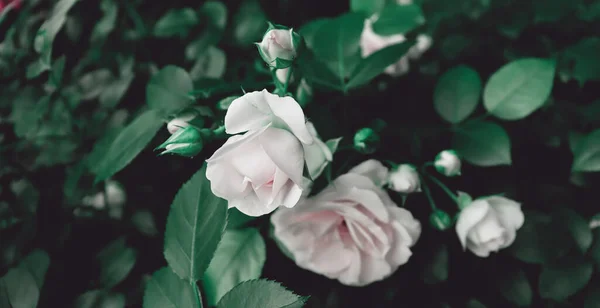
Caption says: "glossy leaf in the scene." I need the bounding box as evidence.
[164,165,228,282]
[483,58,555,120]
[572,129,600,172]
[143,267,197,308]
[452,120,512,166]
[434,65,482,124]
[216,280,306,308]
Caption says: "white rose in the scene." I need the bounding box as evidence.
[434,150,461,177]
[206,89,313,217]
[456,196,524,257]
[360,17,431,77]
[271,159,421,286]
[303,122,340,180]
[388,164,421,193]
[257,29,298,66]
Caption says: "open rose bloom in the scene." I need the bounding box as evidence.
[272,160,422,286]
[206,89,316,217]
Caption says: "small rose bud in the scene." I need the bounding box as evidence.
[430,209,452,231]
[156,126,204,157]
[166,108,205,135]
[434,150,461,177]
[388,164,421,193]
[275,67,295,85]
[296,79,312,107]
[353,128,380,154]
[256,24,301,68]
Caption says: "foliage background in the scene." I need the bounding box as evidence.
[2,0,600,307]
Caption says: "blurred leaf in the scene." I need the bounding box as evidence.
[533,0,580,23]
[11,179,40,215]
[556,208,593,253]
[93,110,163,183]
[64,160,87,205]
[298,18,330,51]
[311,12,364,90]
[97,237,137,289]
[87,128,122,174]
[10,91,49,139]
[508,211,571,264]
[99,75,134,109]
[48,55,66,90]
[587,229,600,268]
[131,210,158,237]
[164,165,228,282]
[372,4,425,36]
[297,51,344,91]
[77,69,114,100]
[91,0,118,44]
[190,46,227,81]
[421,243,448,284]
[216,280,306,308]
[231,0,267,46]
[346,40,414,89]
[452,120,511,166]
[497,268,533,307]
[350,0,386,16]
[153,8,200,38]
[568,131,584,154]
[560,37,600,87]
[143,267,197,308]
[539,256,593,301]
[146,65,194,116]
[584,283,600,308]
[465,299,487,308]
[203,228,266,306]
[434,65,482,123]
[483,58,556,120]
[0,249,51,308]
[572,129,600,172]
[577,1,600,21]
[75,290,126,308]
[201,1,228,29]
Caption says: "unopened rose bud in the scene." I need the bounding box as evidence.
[156,126,203,157]
[388,164,421,194]
[167,110,200,135]
[434,150,461,177]
[430,209,452,231]
[255,24,301,69]
[353,128,380,154]
[275,67,295,85]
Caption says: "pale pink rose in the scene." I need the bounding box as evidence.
[456,196,524,257]
[206,89,313,217]
[271,159,422,286]
[359,17,432,77]
[257,29,297,65]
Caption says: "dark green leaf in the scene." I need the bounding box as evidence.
[434,65,482,124]
[298,19,330,50]
[0,250,51,308]
[539,256,593,301]
[372,4,425,36]
[560,37,600,87]
[350,0,386,16]
[483,58,556,120]
[143,267,197,308]
[97,237,138,289]
[164,165,228,282]
[584,283,600,308]
[75,290,126,308]
[91,0,118,44]
[203,228,266,306]
[146,66,194,116]
[533,0,580,23]
[421,244,448,284]
[226,208,256,229]
[466,299,487,308]
[346,40,414,89]
[587,228,600,268]
[556,208,593,253]
[572,129,600,172]
[452,120,511,166]
[497,268,533,307]
[231,0,267,46]
[153,8,200,38]
[297,51,344,91]
[201,1,228,29]
[216,280,306,308]
[93,110,163,183]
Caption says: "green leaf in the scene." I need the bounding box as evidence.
[216,280,306,308]
[311,13,365,90]
[226,208,256,230]
[497,268,533,307]
[0,250,51,308]
[560,38,600,87]
[201,1,228,29]
[533,0,580,23]
[99,75,135,109]
[91,0,118,44]
[588,229,600,268]
[153,8,200,38]
[326,137,343,154]
[568,131,584,154]
[143,267,197,308]
[372,4,425,36]
[556,208,593,253]
[164,165,228,282]
[231,0,267,47]
[97,237,138,289]
[75,290,126,308]
[508,211,571,264]
[434,65,482,124]
[421,244,448,284]
[483,58,556,120]
[146,66,194,116]
[190,46,227,81]
[298,18,330,50]
[539,256,593,301]
[93,110,163,183]
[572,129,600,172]
[297,51,344,91]
[203,228,266,306]
[350,0,386,15]
[48,55,66,89]
[466,299,487,308]
[452,120,512,166]
[346,40,414,89]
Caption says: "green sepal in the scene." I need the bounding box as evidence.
[155,126,203,151]
[456,191,473,210]
[274,57,293,69]
[353,127,380,154]
[430,209,453,231]
[159,142,203,157]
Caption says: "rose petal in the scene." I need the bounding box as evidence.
[470,212,505,244]
[348,160,389,187]
[206,161,249,199]
[228,193,278,217]
[224,91,272,134]
[486,196,525,231]
[206,125,268,163]
[356,252,393,286]
[388,207,422,247]
[455,200,491,249]
[466,241,491,257]
[259,127,305,185]
[337,246,362,286]
[229,138,277,187]
[263,90,313,144]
